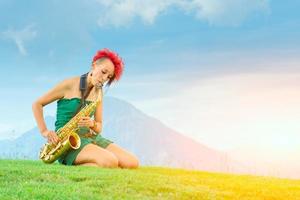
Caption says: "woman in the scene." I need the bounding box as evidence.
[32,48,139,168]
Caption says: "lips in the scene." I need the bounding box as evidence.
[96,79,102,84]
[96,82,103,88]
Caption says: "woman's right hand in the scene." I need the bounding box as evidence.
[42,130,60,145]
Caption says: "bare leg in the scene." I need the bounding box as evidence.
[77,163,98,167]
[106,143,139,169]
[74,144,119,168]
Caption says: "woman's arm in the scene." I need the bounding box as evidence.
[89,88,103,134]
[90,101,103,134]
[78,104,102,134]
[32,78,71,139]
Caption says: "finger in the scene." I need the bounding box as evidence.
[53,135,58,140]
[50,136,57,144]
[49,138,54,144]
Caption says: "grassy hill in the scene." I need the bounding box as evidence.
[0,160,299,200]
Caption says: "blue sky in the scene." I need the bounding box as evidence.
[0,1,300,160]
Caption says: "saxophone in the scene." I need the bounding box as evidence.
[39,84,103,163]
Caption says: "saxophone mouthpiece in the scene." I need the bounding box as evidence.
[96,82,103,89]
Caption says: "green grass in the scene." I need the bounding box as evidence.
[0,160,299,200]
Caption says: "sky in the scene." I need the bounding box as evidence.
[0,0,300,162]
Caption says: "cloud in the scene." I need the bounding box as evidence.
[1,24,37,55]
[179,0,270,26]
[125,70,300,152]
[95,0,270,27]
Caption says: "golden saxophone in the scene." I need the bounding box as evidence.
[39,84,103,163]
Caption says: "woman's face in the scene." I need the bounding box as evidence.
[91,58,115,86]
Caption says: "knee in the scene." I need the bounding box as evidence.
[123,156,139,169]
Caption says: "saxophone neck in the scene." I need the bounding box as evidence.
[95,86,103,105]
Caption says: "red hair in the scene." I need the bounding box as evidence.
[92,48,124,85]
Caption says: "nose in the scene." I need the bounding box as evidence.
[103,75,110,82]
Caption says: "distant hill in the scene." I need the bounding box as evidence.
[0,96,247,174]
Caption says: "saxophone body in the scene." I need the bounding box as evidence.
[39,86,102,164]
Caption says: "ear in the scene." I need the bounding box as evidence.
[91,62,96,69]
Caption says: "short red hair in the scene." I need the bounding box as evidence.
[92,48,124,85]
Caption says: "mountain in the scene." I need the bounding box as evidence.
[0,116,55,159]
[0,96,245,174]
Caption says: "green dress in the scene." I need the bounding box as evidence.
[55,97,113,165]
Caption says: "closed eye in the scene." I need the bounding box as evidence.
[102,70,113,79]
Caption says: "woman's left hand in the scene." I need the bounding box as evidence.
[78,116,94,128]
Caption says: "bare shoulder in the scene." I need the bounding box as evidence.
[66,76,80,89]
[33,76,79,106]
